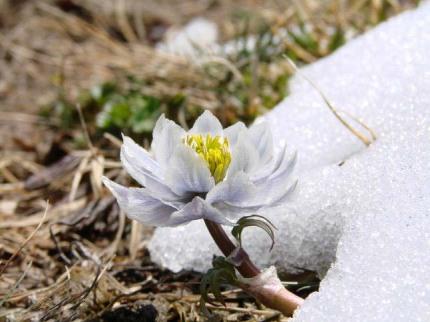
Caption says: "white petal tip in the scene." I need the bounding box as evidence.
[102,177,119,193]
[101,176,112,187]
[190,109,223,135]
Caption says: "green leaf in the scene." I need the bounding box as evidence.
[200,271,214,305]
[90,82,117,105]
[96,99,132,130]
[231,215,277,250]
[210,271,225,305]
[129,95,161,133]
[54,100,76,128]
[199,256,239,312]
[328,28,346,52]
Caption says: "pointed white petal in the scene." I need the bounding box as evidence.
[142,172,186,201]
[120,136,164,189]
[122,135,163,178]
[269,180,298,205]
[250,152,297,205]
[207,153,297,210]
[251,143,288,183]
[206,171,255,205]
[152,114,167,142]
[120,145,184,202]
[102,177,177,226]
[151,114,186,168]
[227,131,260,176]
[243,180,298,209]
[120,146,147,187]
[212,180,297,219]
[223,122,246,147]
[167,197,233,226]
[212,202,256,219]
[268,150,297,182]
[206,172,265,216]
[165,145,215,195]
[189,110,223,136]
[248,122,273,166]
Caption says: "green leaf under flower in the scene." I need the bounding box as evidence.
[200,256,238,310]
[231,215,277,251]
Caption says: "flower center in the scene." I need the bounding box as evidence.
[184,134,231,183]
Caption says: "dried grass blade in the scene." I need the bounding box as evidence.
[285,56,376,146]
[0,202,49,276]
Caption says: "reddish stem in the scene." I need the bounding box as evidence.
[203,219,304,317]
[204,219,260,278]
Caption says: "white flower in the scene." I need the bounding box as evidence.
[102,111,296,227]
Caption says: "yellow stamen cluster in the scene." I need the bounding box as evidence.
[184,134,231,183]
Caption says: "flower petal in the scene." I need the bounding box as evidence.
[223,121,246,147]
[248,122,273,166]
[102,177,177,226]
[211,202,256,219]
[206,171,255,205]
[189,110,223,136]
[269,180,298,205]
[120,146,147,187]
[267,151,297,183]
[206,171,265,216]
[166,196,233,226]
[164,145,215,195]
[251,143,287,183]
[151,114,186,168]
[142,172,187,202]
[120,143,183,201]
[211,180,297,219]
[122,135,163,178]
[251,152,297,205]
[227,131,260,176]
[207,152,297,210]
